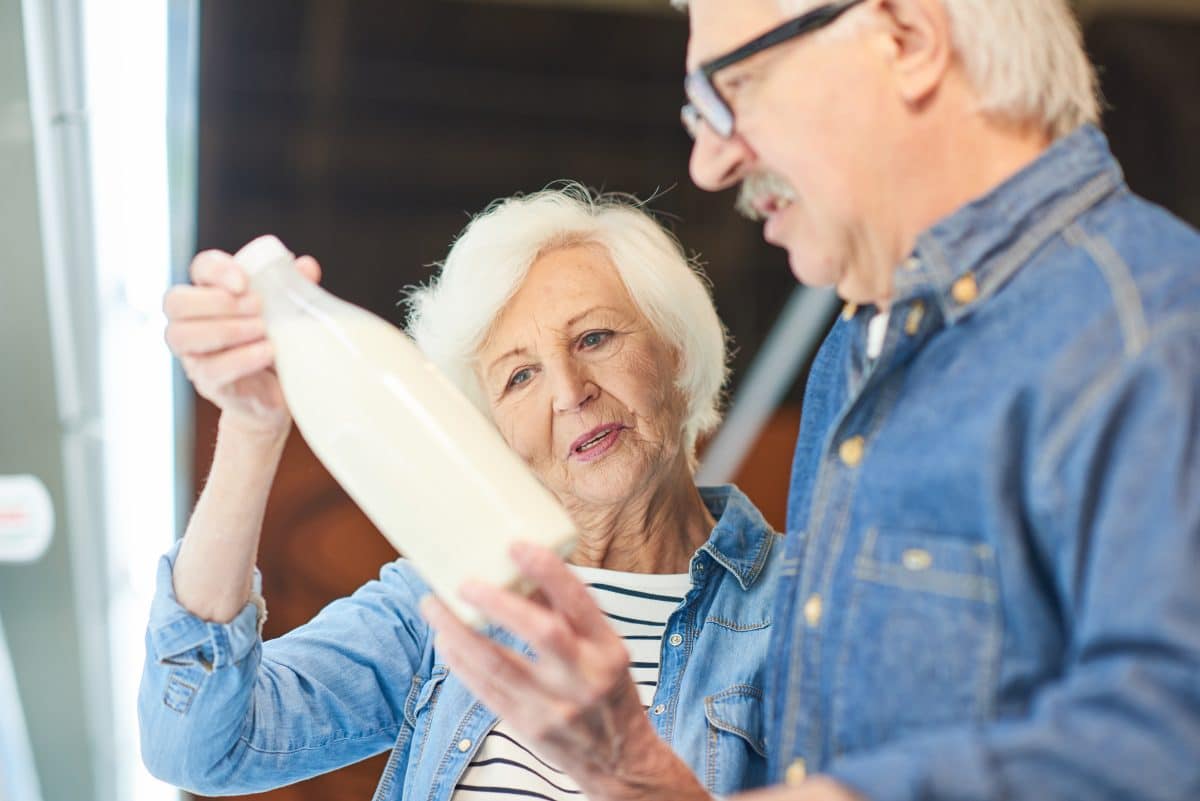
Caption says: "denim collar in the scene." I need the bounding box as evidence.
[483,485,775,650]
[894,124,1125,324]
[697,484,777,591]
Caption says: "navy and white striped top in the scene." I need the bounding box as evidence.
[450,565,691,801]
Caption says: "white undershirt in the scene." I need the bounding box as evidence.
[450,566,691,801]
[866,310,891,360]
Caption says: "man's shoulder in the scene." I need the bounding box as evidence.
[1074,189,1200,333]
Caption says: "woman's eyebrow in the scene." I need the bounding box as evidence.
[565,305,621,327]
[487,346,529,375]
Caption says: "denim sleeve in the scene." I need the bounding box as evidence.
[825,328,1200,801]
[138,541,432,795]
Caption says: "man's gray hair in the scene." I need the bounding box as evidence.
[405,183,729,459]
[675,0,1100,139]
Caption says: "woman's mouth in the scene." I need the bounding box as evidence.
[569,424,626,462]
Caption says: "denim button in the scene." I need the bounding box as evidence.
[668,633,683,647]
[902,548,933,571]
[904,302,926,335]
[803,594,823,627]
[457,738,472,752]
[952,273,979,305]
[653,703,666,715]
[839,436,865,467]
[786,758,807,785]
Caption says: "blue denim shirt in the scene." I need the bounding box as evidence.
[139,485,780,799]
[770,125,1200,801]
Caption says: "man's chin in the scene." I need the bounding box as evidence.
[786,248,840,289]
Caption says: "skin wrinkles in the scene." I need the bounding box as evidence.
[475,243,713,574]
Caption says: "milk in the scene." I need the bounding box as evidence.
[234,235,578,627]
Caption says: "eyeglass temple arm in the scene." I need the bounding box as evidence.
[701,0,868,77]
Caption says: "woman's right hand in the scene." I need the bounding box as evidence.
[164,249,322,436]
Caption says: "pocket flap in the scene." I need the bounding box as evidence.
[404,666,448,727]
[704,685,766,757]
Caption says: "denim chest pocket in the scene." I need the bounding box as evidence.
[831,528,1002,755]
[703,685,768,793]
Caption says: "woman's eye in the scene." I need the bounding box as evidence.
[580,330,612,349]
[507,368,533,389]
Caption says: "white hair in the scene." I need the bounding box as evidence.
[674,0,1100,139]
[405,183,729,459]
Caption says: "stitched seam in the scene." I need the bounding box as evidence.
[934,170,1120,325]
[240,723,399,755]
[852,561,998,602]
[805,373,903,764]
[1034,312,1200,485]
[1063,222,1149,355]
[371,727,413,801]
[428,701,484,801]
[968,173,1121,314]
[704,616,770,632]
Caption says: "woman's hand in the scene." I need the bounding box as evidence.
[163,249,321,436]
[420,542,710,801]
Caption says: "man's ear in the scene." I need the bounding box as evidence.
[872,0,955,108]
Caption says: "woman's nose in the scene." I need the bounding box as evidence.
[550,362,598,414]
[689,124,756,192]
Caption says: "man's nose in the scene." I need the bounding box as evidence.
[689,124,755,192]
[551,361,599,414]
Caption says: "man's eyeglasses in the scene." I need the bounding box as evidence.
[681,0,867,140]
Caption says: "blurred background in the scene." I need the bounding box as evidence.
[1,0,1197,800]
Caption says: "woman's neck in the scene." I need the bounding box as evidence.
[566,460,716,574]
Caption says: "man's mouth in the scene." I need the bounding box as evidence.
[736,171,799,222]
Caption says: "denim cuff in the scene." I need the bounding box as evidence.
[147,540,264,670]
[825,733,996,801]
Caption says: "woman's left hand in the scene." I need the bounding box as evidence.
[419,542,710,801]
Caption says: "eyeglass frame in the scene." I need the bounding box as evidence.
[681,0,868,139]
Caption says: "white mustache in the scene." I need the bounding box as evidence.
[736,171,799,221]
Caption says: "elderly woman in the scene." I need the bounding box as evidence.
[140,185,781,801]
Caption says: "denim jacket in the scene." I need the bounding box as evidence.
[139,485,780,799]
[771,125,1200,801]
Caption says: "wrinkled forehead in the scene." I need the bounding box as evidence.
[684,0,791,71]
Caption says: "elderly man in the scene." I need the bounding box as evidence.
[677,0,1200,799]
[425,1,1200,800]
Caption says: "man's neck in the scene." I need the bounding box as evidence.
[852,91,1054,309]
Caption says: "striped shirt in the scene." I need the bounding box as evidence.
[450,566,691,801]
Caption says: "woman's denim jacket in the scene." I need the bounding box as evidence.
[138,485,781,800]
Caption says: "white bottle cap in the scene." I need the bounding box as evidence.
[234,235,295,276]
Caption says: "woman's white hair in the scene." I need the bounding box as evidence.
[675,0,1100,140]
[405,182,729,460]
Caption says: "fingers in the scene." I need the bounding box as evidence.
[180,340,275,391]
[420,595,534,713]
[166,316,268,357]
[295,255,322,283]
[163,285,261,321]
[510,544,613,638]
[190,250,247,294]
[459,580,580,667]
